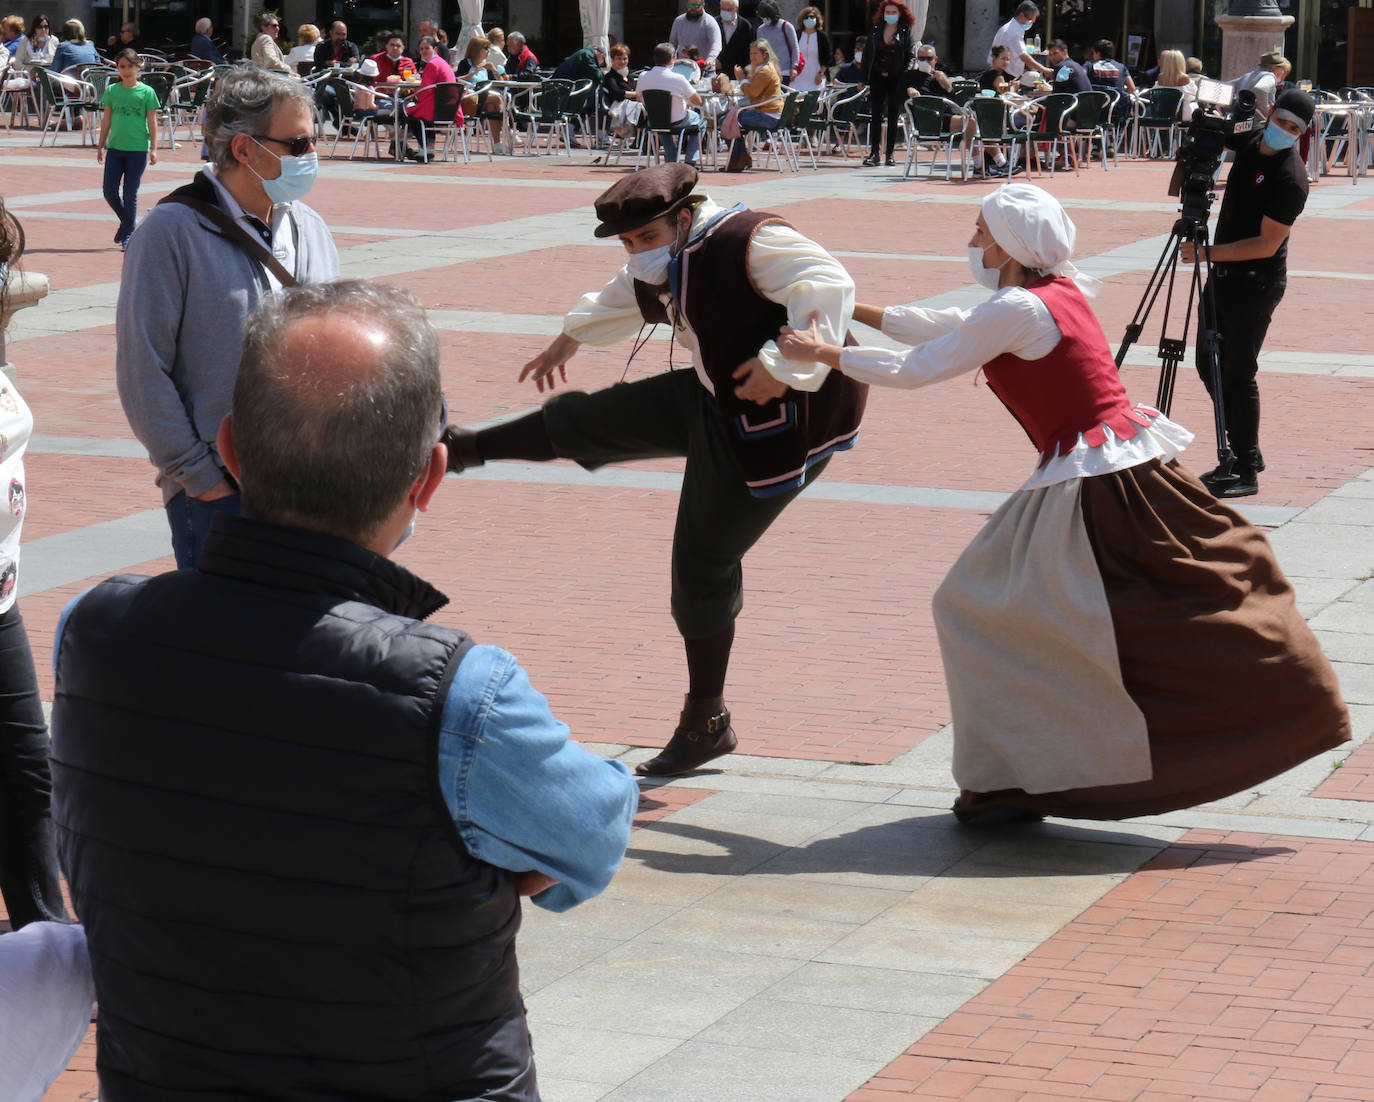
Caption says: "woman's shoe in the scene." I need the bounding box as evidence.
[723,151,751,172]
[885,155,897,166]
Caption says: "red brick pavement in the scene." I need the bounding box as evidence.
[849,830,1374,1102]
[1312,752,1374,803]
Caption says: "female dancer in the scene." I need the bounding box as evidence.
[778,184,1350,822]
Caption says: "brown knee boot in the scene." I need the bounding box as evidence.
[635,694,737,777]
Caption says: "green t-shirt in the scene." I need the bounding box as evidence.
[102,81,160,151]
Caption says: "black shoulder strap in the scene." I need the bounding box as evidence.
[159,193,301,288]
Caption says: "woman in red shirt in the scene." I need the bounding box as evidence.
[402,36,460,162]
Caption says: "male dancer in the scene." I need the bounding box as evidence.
[443,164,865,776]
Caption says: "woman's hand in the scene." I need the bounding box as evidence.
[519,333,581,392]
[777,313,828,362]
[734,65,744,79]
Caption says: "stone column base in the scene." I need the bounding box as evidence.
[1215,14,1294,83]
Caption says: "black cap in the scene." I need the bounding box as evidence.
[1273,89,1315,128]
[593,164,700,238]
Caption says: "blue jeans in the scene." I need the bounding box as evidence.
[102,148,148,244]
[661,108,702,165]
[166,490,242,570]
[731,108,778,160]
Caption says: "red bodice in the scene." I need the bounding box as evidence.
[983,276,1158,466]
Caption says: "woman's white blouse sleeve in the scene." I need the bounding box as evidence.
[838,288,1060,390]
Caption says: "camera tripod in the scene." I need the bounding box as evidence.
[1114,215,1240,491]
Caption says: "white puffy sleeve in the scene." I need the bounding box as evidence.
[749,222,855,392]
[838,288,1060,390]
[561,266,650,346]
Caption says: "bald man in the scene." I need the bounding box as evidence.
[51,280,638,1102]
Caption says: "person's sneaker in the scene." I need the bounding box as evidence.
[985,164,1006,178]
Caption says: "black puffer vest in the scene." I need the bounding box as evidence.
[634,206,867,498]
[51,515,533,1102]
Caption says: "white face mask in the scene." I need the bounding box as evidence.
[614,63,628,75]
[968,246,1008,290]
[916,59,933,73]
[854,50,863,64]
[627,243,674,285]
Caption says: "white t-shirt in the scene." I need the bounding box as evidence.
[797,29,824,89]
[284,43,316,69]
[634,65,697,123]
[990,16,1030,78]
[0,375,32,614]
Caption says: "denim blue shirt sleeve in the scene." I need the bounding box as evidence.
[438,644,639,913]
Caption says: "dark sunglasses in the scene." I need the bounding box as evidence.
[258,133,314,156]
[436,395,448,443]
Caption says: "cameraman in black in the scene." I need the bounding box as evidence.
[1181,89,1314,499]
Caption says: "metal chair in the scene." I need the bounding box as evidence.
[1,54,41,129]
[902,96,970,180]
[514,78,580,156]
[948,80,980,107]
[139,70,177,149]
[1071,89,1116,169]
[34,66,96,146]
[739,91,797,172]
[1029,92,1079,175]
[968,94,1036,177]
[413,81,469,163]
[635,87,702,167]
[1132,85,1183,158]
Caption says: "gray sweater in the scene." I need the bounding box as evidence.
[115,171,339,503]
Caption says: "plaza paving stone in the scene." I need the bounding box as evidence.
[0,129,1369,1101]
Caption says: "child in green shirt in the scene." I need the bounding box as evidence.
[97,49,159,249]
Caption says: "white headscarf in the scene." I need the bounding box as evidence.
[981,184,1101,298]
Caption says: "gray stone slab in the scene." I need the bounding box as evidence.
[1344,579,1374,606]
[592,937,804,997]
[697,873,909,925]
[1298,497,1374,527]
[597,1041,877,1102]
[816,923,1040,979]
[638,904,854,960]
[1333,659,1374,705]
[960,832,1167,876]
[521,1023,681,1086]
[762,961,987,1018]
[515,930,622,995]
[913,865,1133,910]
[1288,576,1363,617]
[695,996,941,1060]
[1309,603,1374,635]
[533,1077,610,1102]
[625,820,789,878]
[1267,523,1374,578]
[1135,809,1368,839]
[1313,630,1373,664]
[657,805,863,848]
[870,894,1090,941]
[1330,478,1374,500]
[683,789,882,822]
[595,861,735,908]
[526,971,764,1040]
[23,508,170,595]
[523,896,679,943]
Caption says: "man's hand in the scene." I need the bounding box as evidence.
[519,334,580,392]
[1179,241,1196,264]
[732,357,788,404]
[195,478,236,502]
[516,870,558,897]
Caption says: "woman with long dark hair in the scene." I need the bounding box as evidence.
[862,0,916,166]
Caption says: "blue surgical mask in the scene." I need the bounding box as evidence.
[884,13,900,24]
[251,139,318,203]
[803,17,817,28]
[626,243,673,285]
[721,8,736,21]
[1263,121,1298,150]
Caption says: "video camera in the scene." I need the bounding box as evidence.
[1168,79,1263,226]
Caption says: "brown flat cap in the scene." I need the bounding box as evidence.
[593,164,700,238]
[1259,50,1289,69]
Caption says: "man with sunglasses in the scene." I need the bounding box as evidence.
[116,68,339,568]
[57,281,637,1102]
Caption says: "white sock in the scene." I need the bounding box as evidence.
[993,151,1007,166]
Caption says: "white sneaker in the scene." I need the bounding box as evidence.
[492,140,508,155]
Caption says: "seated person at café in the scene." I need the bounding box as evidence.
[285,24,320,73]
[602,44,640,142]
[400,35,459,162]
[250,13,292,73]
[104,21,145,58]
[370,33,416,83]
[980,44,1012,94]
[313,21,360,71]
[1046,38,1090,93]
[504,31,539,79]
[51,19,100,73]
[905,42,953,96]
[1088,38,1135,95]
[454,36,510,152]
[834,37,866,84]
[637,41,704,167]
[725,38,783,173]
[553,42,606,84]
